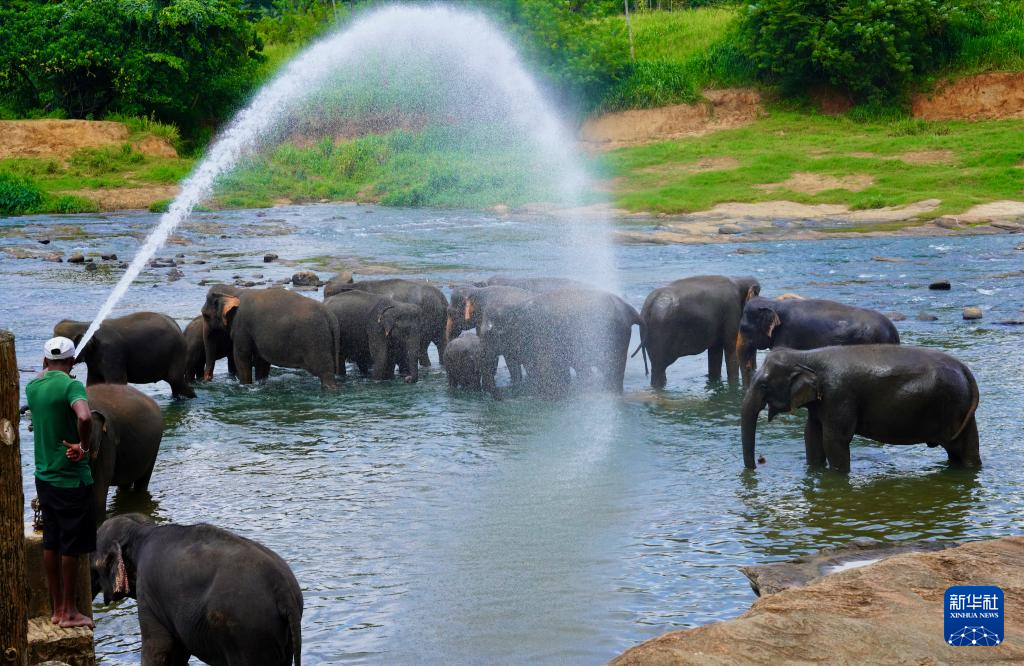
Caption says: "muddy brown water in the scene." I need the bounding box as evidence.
[3,204,1022,663]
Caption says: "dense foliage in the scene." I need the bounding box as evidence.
[738,0,990,101]
[0,0,263,126]
[0,172,43,215]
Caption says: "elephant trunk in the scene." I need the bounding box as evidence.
[737,333,757,388]
[404,336,420,383]
[444,315,455,345]
[741,383,766,469]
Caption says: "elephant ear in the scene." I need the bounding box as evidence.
[755,307,781,340]
[378,306,397,337]
[788,365,820,411]
[745,283,761,303]
[463,296,476,323]
[220,295,240,328]
[111,542,130,595]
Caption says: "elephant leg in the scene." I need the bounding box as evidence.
[650,352,668,389]
[803,415,826,467]
[167,357,195,399]
[226,354,237,378]
[254,356,271,383]
[707,345,724,382]
[822,422,854,473]
[140,614,190,666]
[419,337,432,368]
[434,332,446,367]
[945,417,981,468]
[233,341,254,385]
[134,460,156,492]
[723,332,740,385]
[505,351,524,384]
[93,484,109,525]
[604,335,629,393]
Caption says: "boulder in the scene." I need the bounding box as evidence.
[886,312,907,322]
[291,271,321,287]
[264,253,279,263]
[916,311,938,321]
[167,268,184,281]
[100,253,117,261]
[963,306,983,320]
[612,537,1024,666]
[929,280,951,290]
[84,262,97,272]
[67,252,85,264]
[718,224,743,235]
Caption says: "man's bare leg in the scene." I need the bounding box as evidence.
[44,549,62,624]
[58,554,93,628]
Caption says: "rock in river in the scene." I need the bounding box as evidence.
[963,306,983,320]
[718,224,743,235]
[611,537,1024,665]
[916,311,939,321]
[929,280,951,290]
[291,271,321,287]
[264,253,279,263]
[67,252,85,264]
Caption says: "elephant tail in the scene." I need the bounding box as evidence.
[951,364,980,441]
[628,310,649,376]
[328,310,341,376]
[288,605,302,666]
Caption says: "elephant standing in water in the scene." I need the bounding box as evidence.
[86,384,163,523]
[640,275,761,388]
[447,285,532,384]
[444,332,483,390]
[324,290,424,382]
[479,288,645,397]
[202,286,339,389]
[92,514,303,665]
[324,277,447,367]
[738,296,900,386]
[183,315,234,382]
[741,345,980,472]
[54,313,194,399]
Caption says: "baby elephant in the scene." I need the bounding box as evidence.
[93,514,303,666]
[741,345,980,472]
[87,384,163,524]
[444,333,483,390]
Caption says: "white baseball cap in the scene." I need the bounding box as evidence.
[43,336,76,360]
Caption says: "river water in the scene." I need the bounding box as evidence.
[3,204,1022,664]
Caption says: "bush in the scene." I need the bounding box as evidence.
[0,173,44,216]
[739,0,988,102]
[0,0,263,128]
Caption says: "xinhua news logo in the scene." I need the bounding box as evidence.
[945,586,1004,647]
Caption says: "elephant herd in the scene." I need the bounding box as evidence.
[44,273,982,665]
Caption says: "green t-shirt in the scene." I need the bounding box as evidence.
[26,371,92,488]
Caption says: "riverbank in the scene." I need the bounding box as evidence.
[612,536,1024,665]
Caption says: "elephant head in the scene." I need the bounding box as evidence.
[52,320,91,361]
[741,351,821,469]
[88,408,117,488]
[378,302,422,383]
[735,277,762,306]
[201,286,242,335]
[92,513,153,603]
[445,286,475,343]
[737,297,780,386]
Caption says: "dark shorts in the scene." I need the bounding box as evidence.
[35,478,96,555]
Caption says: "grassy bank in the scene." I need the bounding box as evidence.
[603,112,1024,219]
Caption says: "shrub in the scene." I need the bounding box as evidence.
[0,0,263,128]
[738,0,988,102]
[0,173,44,216]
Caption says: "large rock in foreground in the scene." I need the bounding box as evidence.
[612,537,1023,665]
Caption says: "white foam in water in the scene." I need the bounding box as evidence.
[76,4,616,355]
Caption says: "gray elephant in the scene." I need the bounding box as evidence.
[201,286,339,389]
[54,313,194,399]
[446,285,532,384]
[641,275,761,388]
[324,277,447,367]
[324,290,423,383]
[86,384,163,524]
[480,288,645,397]
[738,296,900,386]
[741,345,980,472]
[183,315,234,382]
[444,333,483,390]
[92,514,302,665]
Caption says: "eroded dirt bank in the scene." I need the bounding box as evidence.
[611,537,1024,665]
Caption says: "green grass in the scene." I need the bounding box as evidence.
[596,8,755,110]
[213,127,568,209]
[603,111,1024,219]
[943,2,1024,76]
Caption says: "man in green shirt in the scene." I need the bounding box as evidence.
[26,336,95,629]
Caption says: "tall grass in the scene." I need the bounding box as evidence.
[944,1,1024,75]
[598,8,755,110]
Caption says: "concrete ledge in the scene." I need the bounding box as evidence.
[27,618,94,666]
[611,537,1024,665]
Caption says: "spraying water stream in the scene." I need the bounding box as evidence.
[75,3,615,355]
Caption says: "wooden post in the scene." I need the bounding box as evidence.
[0,330,27,666]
